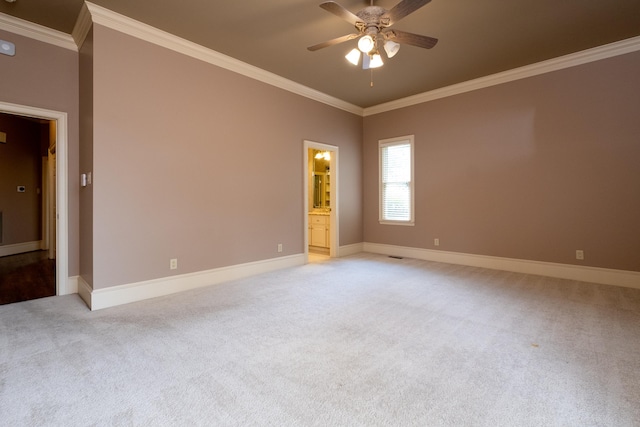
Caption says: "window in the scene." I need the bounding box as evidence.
[379,135,414,225]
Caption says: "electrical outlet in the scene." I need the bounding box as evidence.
[277,243,283,253]
[170,258,178,270]
[576,250,584,260]
[434,238,440,246]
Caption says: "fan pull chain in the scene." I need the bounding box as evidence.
[370,69,374,87]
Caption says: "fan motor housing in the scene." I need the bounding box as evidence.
[356,6,389,31]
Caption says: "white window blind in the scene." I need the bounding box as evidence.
[379,136,414,225]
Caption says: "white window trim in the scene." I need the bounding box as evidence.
[379,135,415,226]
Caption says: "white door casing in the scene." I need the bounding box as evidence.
[0,101,69,295]
[303,140,338,261]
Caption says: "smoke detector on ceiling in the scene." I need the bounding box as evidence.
[0,40,15,56]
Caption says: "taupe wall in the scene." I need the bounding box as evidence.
[88,25,362,289]
[0,29,79,274]
[0,114,43,245]
[79,28,94,286]
[364,52,640,272]
[4,17,638,294]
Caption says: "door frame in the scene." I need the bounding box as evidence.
[0,101,69,296]
[304,140,338,261]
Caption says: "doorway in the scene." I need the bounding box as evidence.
[303,140,338,263]
[0,101,69,301]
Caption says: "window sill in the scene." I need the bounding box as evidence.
[379,220,415,226]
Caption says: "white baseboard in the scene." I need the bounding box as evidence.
[338,243,364,257]
[69,244,640,310]
[59,275,79,296]
[364,242,640,290]
[78,276,92,308]
[84,254,305,311]
[0,241,42,257]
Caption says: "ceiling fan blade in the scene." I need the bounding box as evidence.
[320,1,362,26]
[382,0,432,26]
[385,29,438,49]
[307,33,360,51]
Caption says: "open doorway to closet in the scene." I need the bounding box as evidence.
[304,140,338,263]
[0,103,68,305]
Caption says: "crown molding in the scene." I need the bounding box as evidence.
[5,4,638,117]
[0,12,77,51]
[364,35,640,116]
[82,2,363,116]
[71,2,92,48]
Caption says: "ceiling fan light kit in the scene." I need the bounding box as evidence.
[345,48,361,65]
[384,40,401,58]
[357,35,375,53]
[369,52,384,69]
[308,0,438,75]
[345,48,386,69]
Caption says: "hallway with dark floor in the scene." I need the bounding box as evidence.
[0,250,55,305]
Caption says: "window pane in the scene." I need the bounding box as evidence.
[383,182,410,220]
[382,143,410,183]
[380,138,413,223]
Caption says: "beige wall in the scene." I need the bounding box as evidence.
[0,29,79,274]
[79,27,94,285]
[88,25,363,289]
[364,52,640,272]
[4,17,638,295]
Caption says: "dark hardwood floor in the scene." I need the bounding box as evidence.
[0,250,55,305]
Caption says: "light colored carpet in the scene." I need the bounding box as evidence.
[1,253,639,426]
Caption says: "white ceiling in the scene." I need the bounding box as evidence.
[2,0,640,108]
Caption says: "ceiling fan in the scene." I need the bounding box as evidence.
[308,0,438,69]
